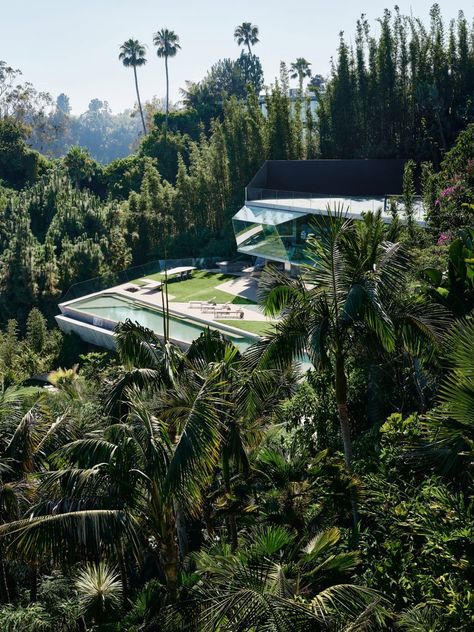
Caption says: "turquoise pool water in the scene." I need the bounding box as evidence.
[67,293,255,352]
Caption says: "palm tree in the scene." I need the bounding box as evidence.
[0,325,241,603]
[290,58,312,94]
[191,525,383,630]
[0,322,294,606]
[0,385,79,602]
[119,39,147,135]
[418,317,474,481]
[185,328,297,550]
[234,22,260,56]
[250,210,446,512]
[63,145,96,190]
[153,29,181,126]
[255,445,358,535]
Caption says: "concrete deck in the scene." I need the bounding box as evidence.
[215,275,260,302]
[107,280,271,324]
[170,302,270,322]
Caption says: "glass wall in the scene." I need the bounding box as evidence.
[232,205,316,265]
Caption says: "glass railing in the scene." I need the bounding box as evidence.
[60,256,223,304]
[245,188,425,221]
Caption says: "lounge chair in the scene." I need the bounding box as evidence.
[188,298,215,309]
[199,298,217,313]
[201,304,217,314]
[188,300,203,308]
[214,308,245,319]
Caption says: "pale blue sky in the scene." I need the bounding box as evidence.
[1,0,469,113]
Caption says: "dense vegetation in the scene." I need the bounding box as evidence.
[319,6,474,162]
[0,4,473,631]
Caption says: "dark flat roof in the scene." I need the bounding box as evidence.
[247,159,417,198]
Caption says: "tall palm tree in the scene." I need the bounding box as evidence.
[290,58,312,94]
[249,210,446,510]
[234,22,260,56]
[0,323,293,606]
[0,328,228,596]
[119,39,147,135]
[153,29,181,126]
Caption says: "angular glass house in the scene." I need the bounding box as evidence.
[233,159,425,269]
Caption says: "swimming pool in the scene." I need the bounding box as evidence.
[61,293,256,352]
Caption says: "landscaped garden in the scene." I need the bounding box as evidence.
[131,269,272,336]
[137,270,256,305]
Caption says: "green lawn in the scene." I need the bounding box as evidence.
[217,320,275,335]
[135,270,256,305]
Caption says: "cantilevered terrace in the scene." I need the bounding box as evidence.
[233,159,425,272]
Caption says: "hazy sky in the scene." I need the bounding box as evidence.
[1,0,469,113]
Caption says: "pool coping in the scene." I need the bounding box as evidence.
[58,290,262,347]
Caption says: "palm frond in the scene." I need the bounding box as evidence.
[0,509,139,564]
[311,584,383,621]
[162,370,227,513]
[396,605,444,631]
[115,320,164,369]
[244,311,309,371]
[302,527,341,557]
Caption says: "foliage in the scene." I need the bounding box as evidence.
[250,209,447,472]
[423,228,474,315]
[418,317,474,481]
[190,526,382,631]
[76,562,123,622]
[0,8,474,631]
[319,7,474,162]
[1,61,141,165]
[0,119,48,189]
[0,311,62,383]
[425,125,474,231]
[181,54,264,129]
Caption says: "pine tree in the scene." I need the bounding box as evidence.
[26,308,47,354]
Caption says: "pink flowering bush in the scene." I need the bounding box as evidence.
[431,175,474,232]
[436,232,452,246]
[426,126,474,232]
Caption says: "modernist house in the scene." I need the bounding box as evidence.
[258,88,320,119]
[232,159,424,270]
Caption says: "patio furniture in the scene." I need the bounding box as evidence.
[201,304,218,314]
[196,296,216,313]
[188,300,204,309]
[214,308,245,319]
